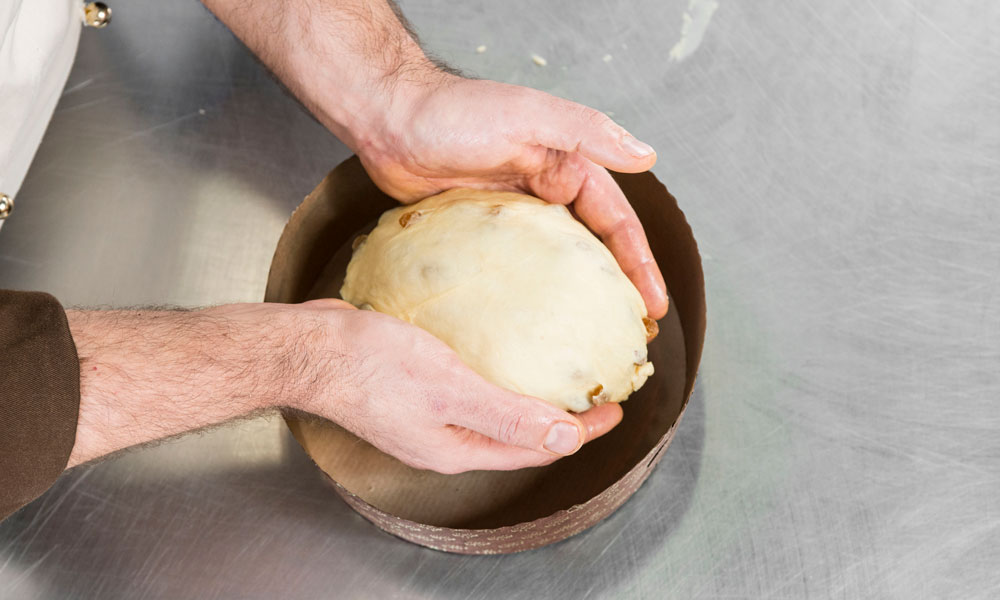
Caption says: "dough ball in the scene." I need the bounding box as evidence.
[341,188,655,412]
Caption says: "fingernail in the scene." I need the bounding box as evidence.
[544,422,582,455]
[621,134,655,158]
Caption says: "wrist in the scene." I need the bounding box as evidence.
[290,47,446,154]
[276,301,354,418]
[203,0,456,163]
[274,2,452,155]
[196,304,309,411]
[351,68,460,169]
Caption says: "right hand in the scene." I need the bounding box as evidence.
[350,75,669,320]
[286,299,623,474]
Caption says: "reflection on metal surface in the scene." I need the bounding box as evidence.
[90,413,289,483]
[1,0,999,598]
[0,194,11,219]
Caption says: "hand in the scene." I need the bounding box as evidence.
[200,0,668,319]
[357,75,669,320]
[68,301,622,473]
[291,300,624,473]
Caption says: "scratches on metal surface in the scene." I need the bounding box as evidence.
[60,77,96,96]
[104,111,204,147]
[2,0,999,597]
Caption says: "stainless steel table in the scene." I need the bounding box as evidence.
[2,0,998,597]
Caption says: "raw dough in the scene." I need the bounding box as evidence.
[341,188,655,412]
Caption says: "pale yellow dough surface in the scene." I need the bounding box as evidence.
[340,188,654,412]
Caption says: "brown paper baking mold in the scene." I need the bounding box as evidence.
[265,156,705,554]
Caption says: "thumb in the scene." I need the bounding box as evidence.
[518,90,657,173]
[450,377,616,456]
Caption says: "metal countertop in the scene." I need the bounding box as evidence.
[1,0,998,598]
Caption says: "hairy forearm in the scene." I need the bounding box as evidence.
[65,307,297,466]
[201,0,443,153]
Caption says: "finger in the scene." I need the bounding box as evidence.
[576,403,624,443]
[446,381,587,457]
[438,429,562,472]
[569,161,668,318]
[525,154,667,317]
[436,403,624,473]
[515,90,657,173]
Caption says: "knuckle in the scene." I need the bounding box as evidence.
[581,106,614,130]
[497,412,526,445]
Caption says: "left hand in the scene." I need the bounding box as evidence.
[355,74,669,319]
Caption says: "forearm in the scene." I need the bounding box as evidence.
[201,0,442,154]
[65,306,295,466]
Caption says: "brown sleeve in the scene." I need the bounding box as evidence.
[0,290,80,521]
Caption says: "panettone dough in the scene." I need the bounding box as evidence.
[340,188,654,412]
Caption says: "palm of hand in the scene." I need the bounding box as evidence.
[300,301,621,474]
[358,77,668,319]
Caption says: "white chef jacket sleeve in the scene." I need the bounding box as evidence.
[0,0,82,231]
